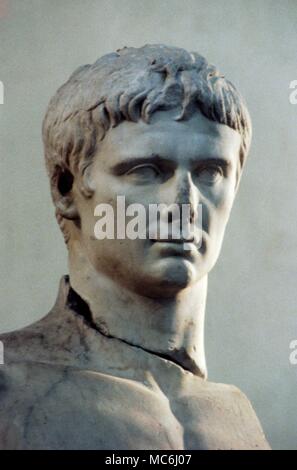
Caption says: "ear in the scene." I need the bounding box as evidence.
[52,167,79,220]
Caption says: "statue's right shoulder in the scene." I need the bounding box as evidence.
[0,296,80,450]
[0,277,83,367]
[0,314,61,433]
[0,311,56,365]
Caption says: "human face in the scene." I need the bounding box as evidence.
[73,108,241,298]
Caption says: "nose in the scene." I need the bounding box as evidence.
[167,171,199,225]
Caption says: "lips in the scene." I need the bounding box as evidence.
[150,239,198,257]
[151,237,195,243]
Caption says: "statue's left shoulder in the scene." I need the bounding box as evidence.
[174,376,271,450]
[208,381,271,449]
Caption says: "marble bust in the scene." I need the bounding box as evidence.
[0,44,270,450]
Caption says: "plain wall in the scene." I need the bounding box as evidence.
[0,0,296,449]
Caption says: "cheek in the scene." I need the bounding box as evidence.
[201,185,235,236]
[210,178,236,214]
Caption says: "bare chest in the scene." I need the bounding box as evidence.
[0,365,268,450]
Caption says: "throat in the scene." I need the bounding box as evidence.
[67,283,204,376]
[68,253,208,379]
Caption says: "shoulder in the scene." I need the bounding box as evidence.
[179,376,271,449]
[0,313,55,365]
[0,298,86,367]
[210,382,271,449]
[0,319,46,358]
[0,276,85,365]
[0,300,83,449]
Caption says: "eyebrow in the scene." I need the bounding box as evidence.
[190,156,231,169]
[111,154,231,175]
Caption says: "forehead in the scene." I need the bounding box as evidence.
[97,109,241,163]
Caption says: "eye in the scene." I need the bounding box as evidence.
[125,164,161,183]
[195,165,223,185]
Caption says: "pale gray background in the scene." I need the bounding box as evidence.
[0,0,296,450]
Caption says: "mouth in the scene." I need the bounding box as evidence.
[151,236,194,244]
[150,238,198,257]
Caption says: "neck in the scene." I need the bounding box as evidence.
[68,240,208,378]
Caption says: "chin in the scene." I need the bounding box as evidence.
[138,257,199,298]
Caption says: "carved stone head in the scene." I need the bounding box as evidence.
[42,44,251,298]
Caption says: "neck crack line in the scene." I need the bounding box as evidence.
[67,283,201,376]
